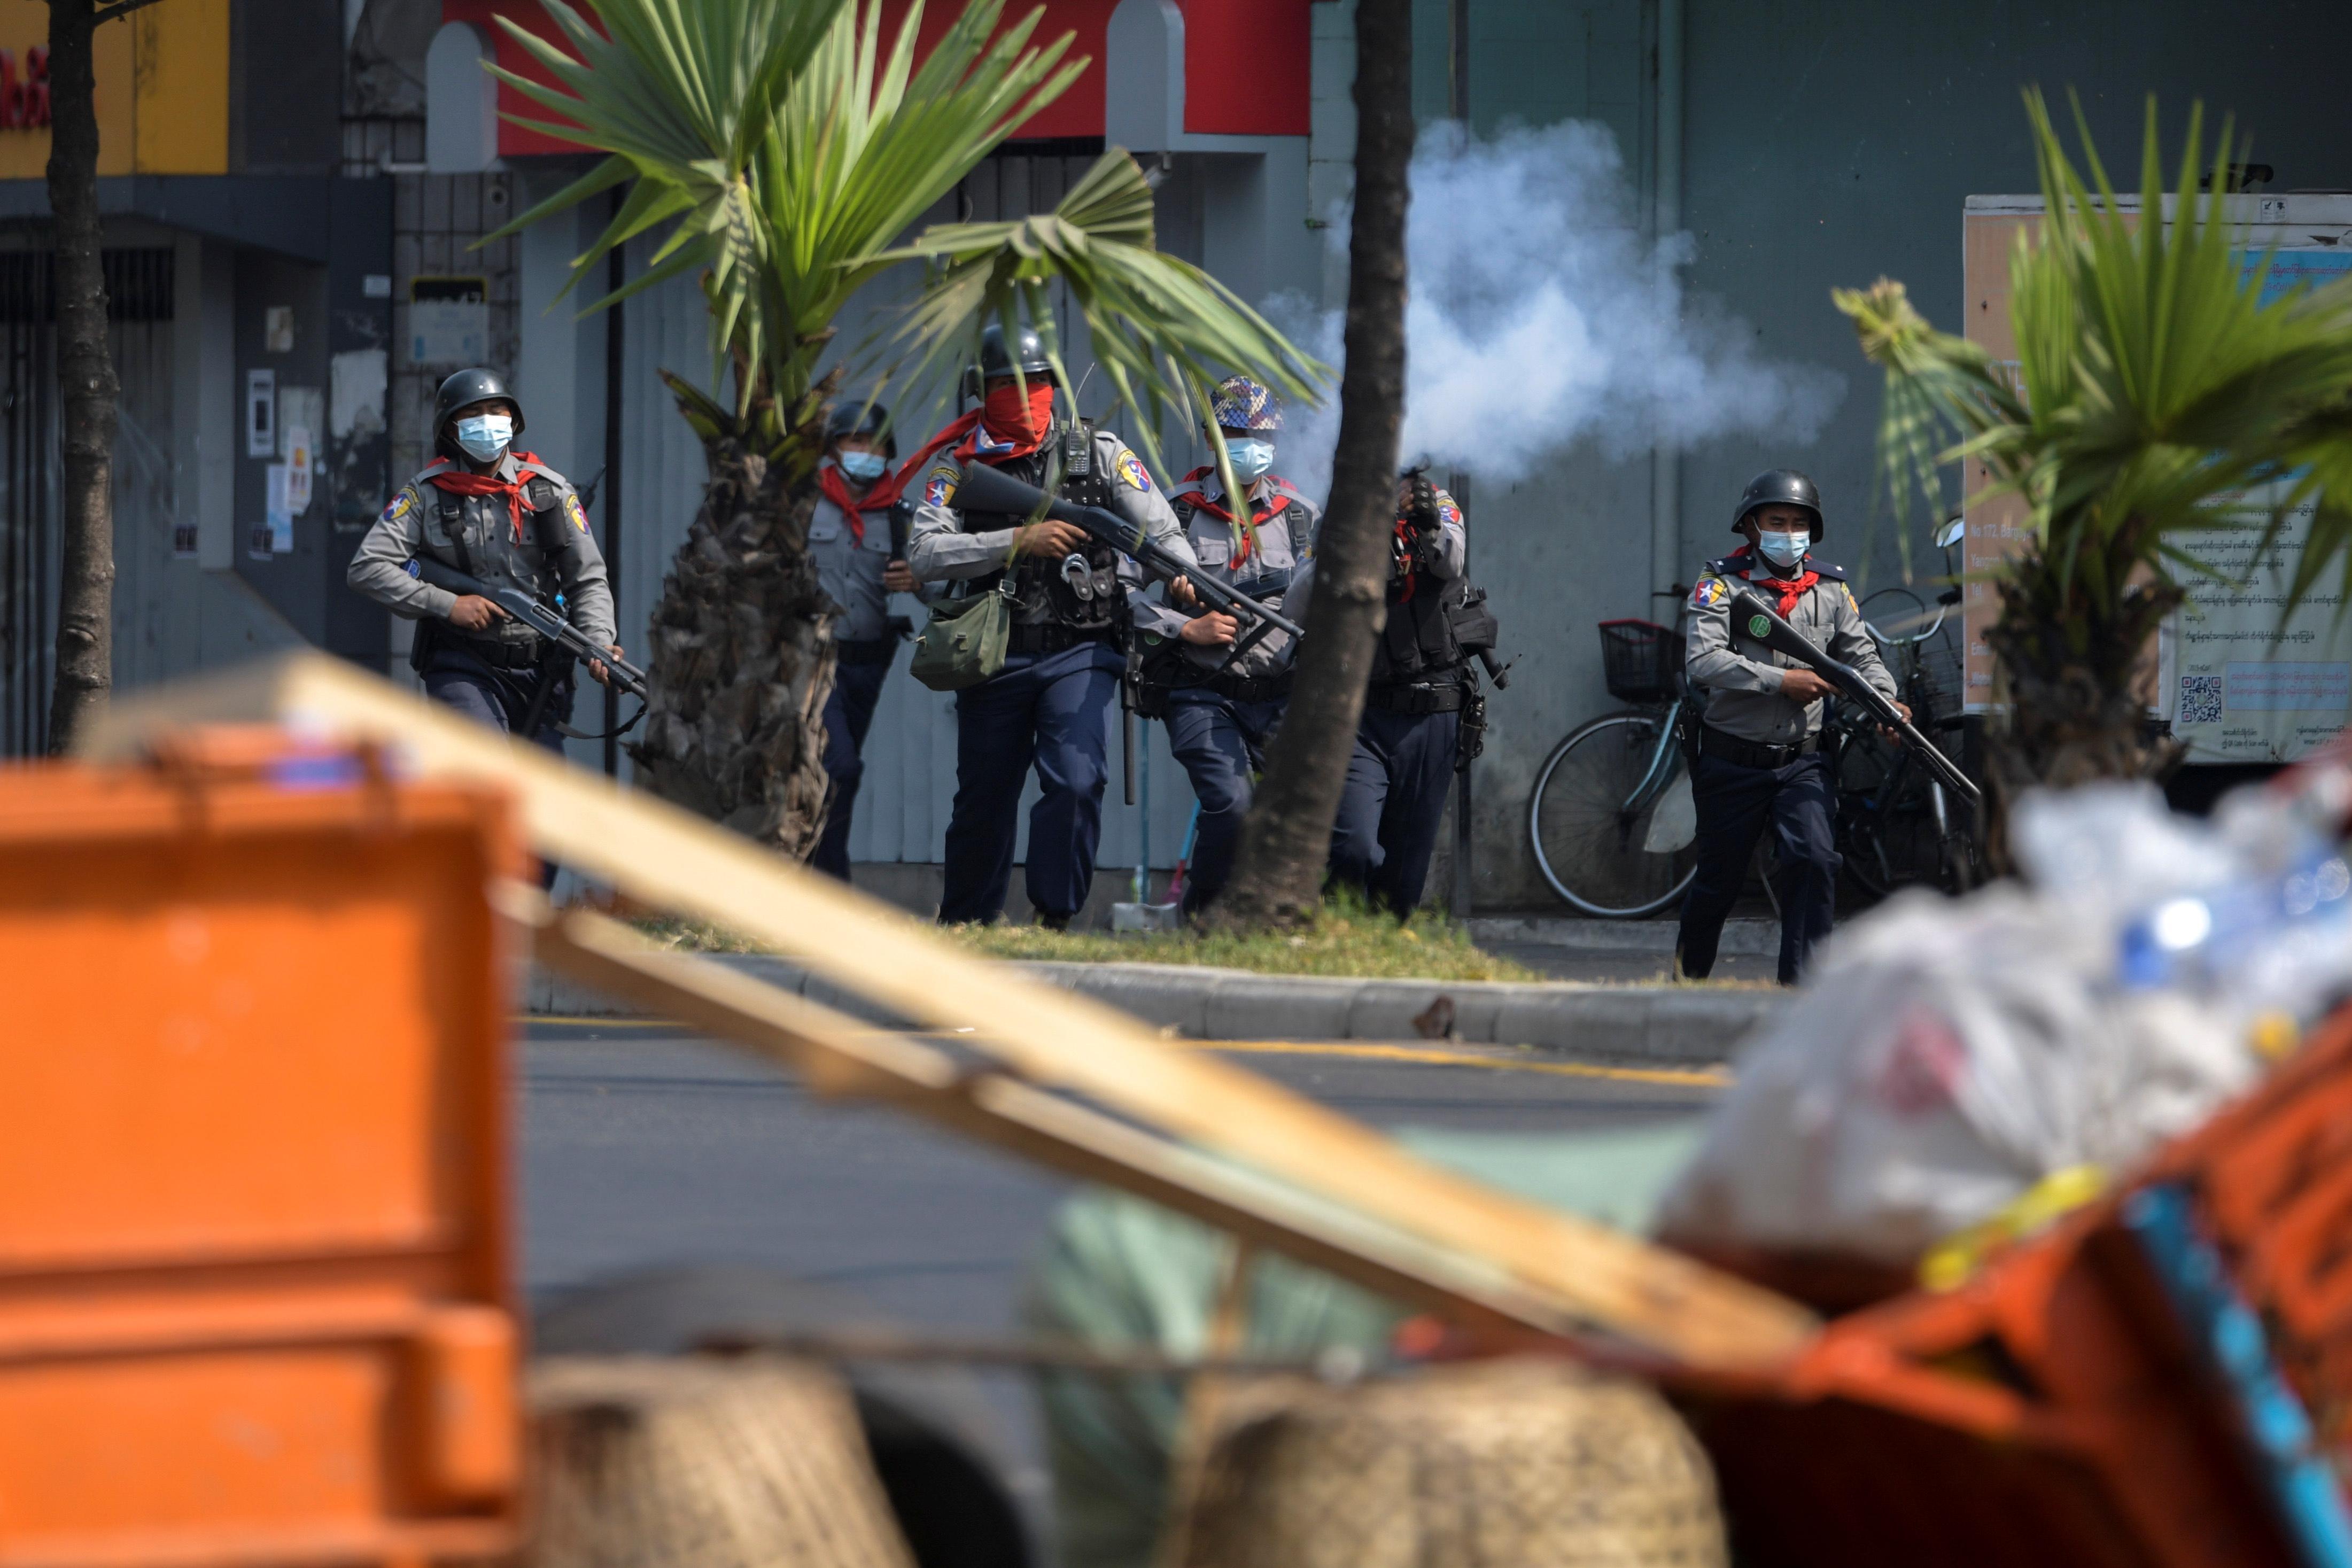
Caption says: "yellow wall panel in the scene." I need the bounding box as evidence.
[0,0,228,183]
[133,0,228,174]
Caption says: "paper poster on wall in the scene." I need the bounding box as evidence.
[410,276,488,366]
[244,368,275,458]
[283,425,313,514]
[266,463,293,554]
[2161,246,2352,761]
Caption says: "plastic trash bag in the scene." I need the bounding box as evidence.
[1658,779,2352,1267]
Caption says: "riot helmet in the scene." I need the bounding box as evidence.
[960,322,1056,401]
[1732,469,1822,538]
[824,398,896,460]
[433,367,524,437]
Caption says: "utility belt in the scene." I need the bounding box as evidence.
[1365,678,1467,716]
[412,617,545,673]
[1152,668,1294,709]
[1700,723,1821,771]
[1009,622,1115,658]
[835,636,898,667]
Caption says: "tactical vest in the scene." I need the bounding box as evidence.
[409,457,573,666]
[957,421,1120,634]
[1170,476,1315,602]
[1370,576,1502,686]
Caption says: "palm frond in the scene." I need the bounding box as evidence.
[871,149,1331,475]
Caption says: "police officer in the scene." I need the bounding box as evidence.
[809,399,932,881]
[348,367,621,752]
[1139,376,1321,918]
[1678,470,1906,984]
[906,324,1197,928]
[1327,473,1470,915]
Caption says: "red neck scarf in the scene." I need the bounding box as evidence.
[817,460,907,547]
[1732,550,1819,617]
[426,452,539,543]
[894,393,1055,502]
[1173,467,1282,566]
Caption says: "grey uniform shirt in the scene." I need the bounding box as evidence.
[906,426,1194,630]
[1140,471,1323,677]
[1684,551,1895,744]
[809,467,936,645]
[347,453,618,650]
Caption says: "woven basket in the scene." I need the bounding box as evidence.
[524,1356,917,1568]
[1171,1358,1727,1568]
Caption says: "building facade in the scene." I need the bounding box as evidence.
[11,0,2352,910]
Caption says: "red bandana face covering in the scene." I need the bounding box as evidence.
[980,382,1055,453]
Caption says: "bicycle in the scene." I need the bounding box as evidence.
[1526,592,1701,917]
[1829,561,1981,897]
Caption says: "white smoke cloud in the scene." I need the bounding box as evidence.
[1264,119,1845,502]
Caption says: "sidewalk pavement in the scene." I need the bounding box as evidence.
[528,947,1788,1067]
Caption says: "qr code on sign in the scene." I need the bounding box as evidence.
[2181,676,2224,724]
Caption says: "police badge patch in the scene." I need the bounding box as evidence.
[925,469,958,508]
[1437,495,1463,529]
[564,493,590,533]
[1115,451,1152,492]
[1690,577,1729,609]
[381,492,413,525]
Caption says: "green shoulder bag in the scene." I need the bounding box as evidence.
[909,576,1019,692]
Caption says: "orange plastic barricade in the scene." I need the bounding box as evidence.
[1666,1004,2352,1568]
[0,733,523,1566]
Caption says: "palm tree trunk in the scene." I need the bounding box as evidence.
[44,0,116,755]
[1981,557,2183,869]
[628,431,836,857]
[1210,0,1415,929]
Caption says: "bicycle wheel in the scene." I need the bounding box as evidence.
[1529,712,1698,918]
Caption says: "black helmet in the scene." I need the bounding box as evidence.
[433,367,524,436]
[1733,469,1821,538]
[960,321,1055,401]
[824,398,896,460]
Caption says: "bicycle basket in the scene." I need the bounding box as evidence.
[1597,618,1685,703]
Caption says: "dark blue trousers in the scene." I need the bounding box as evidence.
[812,656,892,882]
[941,640,1122,924]
[424,647,570,889]
[1676,748,1839,984]
[1162,689,1286,917]
[1328,704,1460,916]
[422,648,570,755]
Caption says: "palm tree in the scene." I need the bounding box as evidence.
[1837,91,2352,829]
[490,0,1323,851]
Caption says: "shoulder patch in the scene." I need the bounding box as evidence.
[1115,450,1152,492]
[381,491,414,525]
[564,492,589,533]
[1690,576,1729,609]
[925,468,959,509]
[1433,487,1463,530]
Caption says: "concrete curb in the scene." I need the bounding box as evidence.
[1466,915,1782,955]
[529,954,1786,1067]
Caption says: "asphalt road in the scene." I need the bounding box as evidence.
[518,1019,1722,1548]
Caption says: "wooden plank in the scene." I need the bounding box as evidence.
[86,654,1818,1372]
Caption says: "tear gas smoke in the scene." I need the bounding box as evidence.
[1259,120,1845,502]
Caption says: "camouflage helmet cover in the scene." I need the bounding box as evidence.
[1207,374,1283,433]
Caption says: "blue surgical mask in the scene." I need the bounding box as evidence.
[837,451,889,483]
[1223,437,1275,484]
[454,414,513,463]
[1758,529,1810,568]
